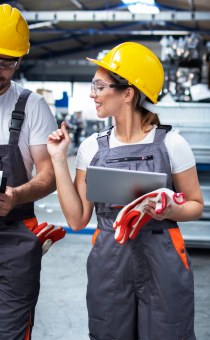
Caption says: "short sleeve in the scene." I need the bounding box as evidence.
[28,97,57,145]
[165,131,196,174]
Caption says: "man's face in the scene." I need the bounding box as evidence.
[0,54,21,94]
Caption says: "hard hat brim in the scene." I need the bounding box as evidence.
[86,57,118,74]
[0,45,30,58]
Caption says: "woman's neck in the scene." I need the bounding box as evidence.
[114,109,152,144]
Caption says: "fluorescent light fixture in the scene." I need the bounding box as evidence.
[28,21,58,29]
[127,30,190,35]
[46,209,53,213]
[38,204,46,208]
[70,0,83,9]
[121,0,159,14]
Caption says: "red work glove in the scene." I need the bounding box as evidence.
[113,188,185,245]
[33,222,66,255]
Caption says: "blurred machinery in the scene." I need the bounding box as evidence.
[159,35,210,247]
[160,34,206,102]
[157,102,210,247]
[206,41,210,89]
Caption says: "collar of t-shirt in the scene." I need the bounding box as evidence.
[110,125,157,148]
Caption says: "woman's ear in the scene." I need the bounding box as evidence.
[124,87,135,103]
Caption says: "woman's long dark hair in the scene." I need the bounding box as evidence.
[108,73,160,135]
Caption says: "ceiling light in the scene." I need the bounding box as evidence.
[38,204,46,208]
[121,0,159,14]
[46,209,53,213]
[28,21,58,29]
[70,0,83,9]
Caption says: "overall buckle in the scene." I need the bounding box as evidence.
[9,111,24,131]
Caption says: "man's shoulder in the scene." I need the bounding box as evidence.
[11,81,44,104]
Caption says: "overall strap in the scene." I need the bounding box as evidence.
[9,89,32,145]
[97,126,114,150]
[153,124,172,144]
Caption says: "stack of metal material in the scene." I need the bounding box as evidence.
[158,102,210,247]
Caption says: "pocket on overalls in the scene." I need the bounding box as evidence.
[168,228,189,271]
[148,229,194,325]
[92,229,100,246]
[106,155,154,172]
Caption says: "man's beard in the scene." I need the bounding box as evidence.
[0,70,16,92]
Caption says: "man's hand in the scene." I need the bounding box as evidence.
[33,222,66,255]
[0,186,17,217]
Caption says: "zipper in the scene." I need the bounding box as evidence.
[106,155,153,164]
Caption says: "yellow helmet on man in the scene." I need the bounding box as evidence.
[0,4,30,57]
[87,42,164,104]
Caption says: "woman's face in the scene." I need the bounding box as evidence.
[90,66,124,119]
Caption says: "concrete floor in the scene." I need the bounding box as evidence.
[32,235,210,340]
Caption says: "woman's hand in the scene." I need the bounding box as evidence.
[144,201,182,221]
[47,122,71,159]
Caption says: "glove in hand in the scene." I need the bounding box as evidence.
[33,222,66,255]
[113,188,185,245]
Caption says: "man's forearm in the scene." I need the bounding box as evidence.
[15,169,56,205]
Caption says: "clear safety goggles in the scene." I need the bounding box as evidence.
[0,57,19,70]
[91,79,129,96]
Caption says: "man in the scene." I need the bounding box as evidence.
[0,4,58,339]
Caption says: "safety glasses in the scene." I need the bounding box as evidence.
[0,57,19,70]
[91,79,129,96]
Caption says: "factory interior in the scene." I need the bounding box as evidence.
[1,0,210,339]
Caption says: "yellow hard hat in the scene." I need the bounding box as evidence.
[0,4,30,57]
[87,42,164,104]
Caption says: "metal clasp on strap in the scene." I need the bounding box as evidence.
[9,111,24,131]
[97,127,113,139]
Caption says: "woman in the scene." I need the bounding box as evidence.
[47,42,203,340]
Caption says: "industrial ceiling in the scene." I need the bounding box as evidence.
[2,0,210,81]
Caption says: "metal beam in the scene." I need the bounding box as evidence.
[30,28,210,40]
[29,35,164,61]
[188,0,195,12]
[1,0,27,11]
[29,19,210,50]
[29,19,197,49]
[22,10,210,22]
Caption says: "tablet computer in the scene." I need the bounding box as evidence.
[86,166,167,205]
[0,171,7,194]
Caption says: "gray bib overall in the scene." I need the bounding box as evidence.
[0,90,42,340]
[86,126,196,340]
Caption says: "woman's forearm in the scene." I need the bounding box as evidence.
[167,201,203,222]
[52,154,89,230]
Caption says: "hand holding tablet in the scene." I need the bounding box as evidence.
[86,166,167,205]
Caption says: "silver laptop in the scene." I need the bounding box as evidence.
[86,166,167,205]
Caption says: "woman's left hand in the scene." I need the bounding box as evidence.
[144,201,181,221]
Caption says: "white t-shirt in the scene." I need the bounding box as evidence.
[0,81,57,180]
[76,125,195,174]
